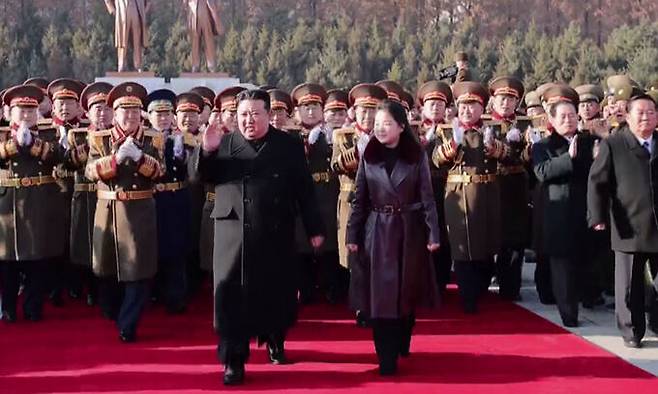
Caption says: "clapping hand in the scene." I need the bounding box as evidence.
[506,127,521,143]
[173,133,185,158]
[202,122,222,152]
[16,123,32,147]
[526,127,542,144]
[483,126,494,147]
[451,118,464,145]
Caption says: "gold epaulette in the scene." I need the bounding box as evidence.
[333,127,357,143]
[67,127,88,147]
[143,129,165,152]
[37,118,53,126]
[184,132,201,147]
[90,128,112,155]
[283,123,302,132]
[481,114,493,121]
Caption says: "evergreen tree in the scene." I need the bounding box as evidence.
[494,31,524,79]
[386,59,403,82]
[554,22,582,83]
[218,26,243,78]
[627,44,658,87]
[42,23,73,79]
[159,20,190,78]
[527,36,557,88]
[571,40,606,86]
[240,23,259,82]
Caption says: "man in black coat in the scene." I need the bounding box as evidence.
[192,89,324,385]
[588,90,658,348]
[532,86,597,328]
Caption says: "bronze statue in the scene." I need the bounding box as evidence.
[105,0,149,72]
[184,0,222,72]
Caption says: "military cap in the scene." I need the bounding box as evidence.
[176,92,204,113]
[489,76,525,99]
[348,83,388,108]
[3,84,44,108]
[189,86,215,108]
[536,83,559,103]
[524,91,542,108]
[291,83,328,107]
[324,89,349,111]
[268,89,293,114]
[398,91,414,111]
[542,85,580,107]
[145,89,176,113]
[81,82,113,111]
[627,86,656,105]
[647,80,658,104]
[452,81,489,105]
[47,78,85,102]
[606,75,638,101]
[455,51,469,62]
[575,84,604,103]
[23,77,49,92]
[214,86,246,112]
[107,82,147,110]
[375,80,405,103]
[259,84,277,91]
[417,80,453,106]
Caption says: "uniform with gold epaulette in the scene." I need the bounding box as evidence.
[331,83,388,269]
[62,82,113,307]
[85,82,165,340]
[150,90,198,313]
[0,84,65,322]
[44,78,88,304]
[486,76,533,301]
[432,81,509,313]
[417,80,455,291]
[291,83,340,303]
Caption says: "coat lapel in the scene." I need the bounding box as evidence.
[390,160,413,189]
[230,131,258,160]
[623,127,650,161]
[651,130,658,163]
[372,161,397,195]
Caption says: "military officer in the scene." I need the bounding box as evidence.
[332,83,388,324]
[291,83,340,304]
[147,89,192,314]
[525,90,545,118]
[0,84,65,322]
[65,81,114,308]
[190,86,215,128]
[417,80,454,292]
[322,89,348,131]
[46,78,87,304]
[486,75,531,301]
[23,77,52,121]
[606,75,637,128]
[432,81,508,313]
[86,82,165,342]
[268,89,293,130]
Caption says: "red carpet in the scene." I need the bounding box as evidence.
[1,288,656,393]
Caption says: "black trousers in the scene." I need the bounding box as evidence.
[99,278,150,333]
[69,266,98,300]
[549,257,579,325]
[157,257,187,309]
[454,259,494,313]
[214,274,289,365]
[496,246,524,300]
[614,252,658,341]
[298,251,342,302]
[371,316,414,365]
[432,241,453,292]
[1,260,47,318]
[534,253,555,304]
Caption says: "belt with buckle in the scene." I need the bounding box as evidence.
[74,183,97,192]
[154,181,187,193]
[312,172,332,183]
[206,192,216,202]
[372,202,424,215]
[340,183,355,192]
[97,189,153,201]
[447,173,497,184]
[56,169,76,179]
[0,175,57,188]
[498,165,526,176]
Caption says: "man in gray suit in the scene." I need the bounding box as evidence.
[588,88,658,348]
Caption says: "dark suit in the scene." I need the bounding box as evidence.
[588,126,658,341]
[193,127,323,364]
[533,132,595,325]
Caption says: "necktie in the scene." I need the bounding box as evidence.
[643,141,651,155]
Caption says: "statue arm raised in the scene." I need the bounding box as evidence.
[104,0,115,14]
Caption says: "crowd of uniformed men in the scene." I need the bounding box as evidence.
[1,51,658,365]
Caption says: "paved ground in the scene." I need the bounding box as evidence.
[514,262,658,377]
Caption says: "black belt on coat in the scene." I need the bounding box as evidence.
[371,202,424,214]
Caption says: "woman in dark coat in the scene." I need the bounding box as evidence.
[347,100,440,376]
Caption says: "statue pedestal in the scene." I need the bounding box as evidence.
[96,71,255,95]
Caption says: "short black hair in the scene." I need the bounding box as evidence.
[627,95,657,112]
[236,89,271,111]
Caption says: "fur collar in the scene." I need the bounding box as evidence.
[363,132,422,164]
